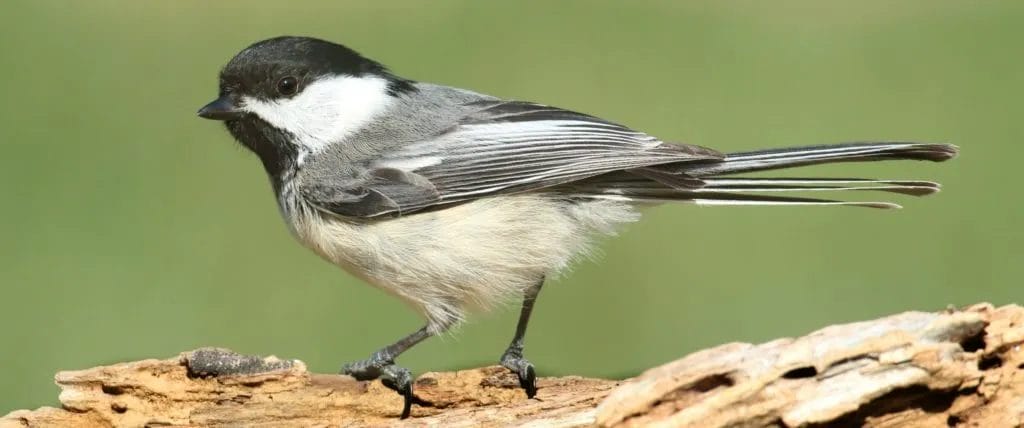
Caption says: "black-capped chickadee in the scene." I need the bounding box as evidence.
[198,36,957,418]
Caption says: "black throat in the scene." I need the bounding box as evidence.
[225,117,299,194]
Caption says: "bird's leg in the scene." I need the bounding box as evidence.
[500,278,545,398]
[341,325,437,419]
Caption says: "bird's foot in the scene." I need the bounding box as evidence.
[500,347,537,398]
[341,353,422,419]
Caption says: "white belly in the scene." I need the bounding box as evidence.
[282,192,639,332]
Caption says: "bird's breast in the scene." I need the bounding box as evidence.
[272,183,640,325]
[276,181,371,278]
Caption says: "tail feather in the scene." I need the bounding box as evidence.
[582,189,902,209]
[700,177,941,196]
[682,142,958,177]
[684,192,901,209]
[565,142,957,209]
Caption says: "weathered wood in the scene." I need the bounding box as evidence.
[3,303,1022,427]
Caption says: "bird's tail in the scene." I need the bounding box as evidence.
[683,142,958,177]
[573,142,958,209]
[680,142,958,208]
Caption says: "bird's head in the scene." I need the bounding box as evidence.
[198,36,414,173]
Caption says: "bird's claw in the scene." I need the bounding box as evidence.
[501,349,538,398]
[341,355,419,419]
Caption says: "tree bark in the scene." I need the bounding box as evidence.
[3,303,1022,427]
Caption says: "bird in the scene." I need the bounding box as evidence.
[197,36,958,418]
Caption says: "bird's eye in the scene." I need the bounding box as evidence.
[276,76,299,96]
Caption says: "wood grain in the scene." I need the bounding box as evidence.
[3,303,1021,427]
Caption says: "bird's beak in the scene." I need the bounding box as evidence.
[197,96,244,121]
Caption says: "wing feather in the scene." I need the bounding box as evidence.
[307,101,721,217]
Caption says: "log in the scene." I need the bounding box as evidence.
[3,303,1022,427]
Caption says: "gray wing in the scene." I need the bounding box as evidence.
[301,100,723,218]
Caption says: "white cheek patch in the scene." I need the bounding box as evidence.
[241,75,393,156]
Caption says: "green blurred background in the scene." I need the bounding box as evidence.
[1,0,1020,412]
